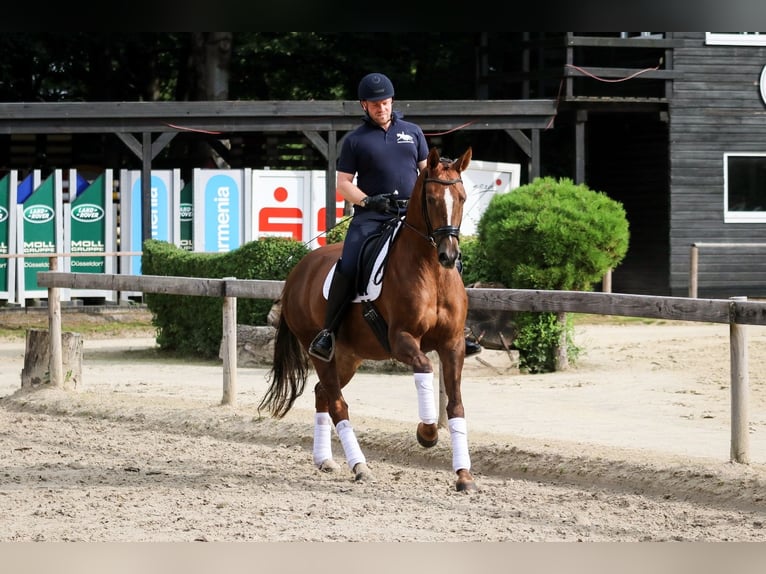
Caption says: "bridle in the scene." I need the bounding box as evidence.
[412,172,463,248]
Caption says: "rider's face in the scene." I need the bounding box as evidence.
[362,98,393,128]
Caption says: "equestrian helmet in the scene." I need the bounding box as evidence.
[358,73,395,101]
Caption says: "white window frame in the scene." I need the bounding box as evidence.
[724,152,766,223]
[706,32,766,46]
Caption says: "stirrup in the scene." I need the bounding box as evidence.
[465,337,482,356]
[308,330,335,362]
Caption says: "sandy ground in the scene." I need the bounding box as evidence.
[3,316,766,542]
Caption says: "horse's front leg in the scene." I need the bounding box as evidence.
[439,348,478,492]
[391,333,440,448]
[414,370,440,448]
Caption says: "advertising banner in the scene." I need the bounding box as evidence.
[251,170,311,246]
[119,169,180,275]
[192,168,250,253]
[0,172,17,302]
[178,180,193,251]
[118,169,180,301]
[16,170,41,204]
[16,170,67,305]
[64,169,116,301]
[309,171,346,250]
[460,160,521,236]
[250,170,344,250]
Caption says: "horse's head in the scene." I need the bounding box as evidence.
[413,146,471,269]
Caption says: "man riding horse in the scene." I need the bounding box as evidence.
[308,72,482,362]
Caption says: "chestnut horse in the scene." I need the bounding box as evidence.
[258,147,477,492]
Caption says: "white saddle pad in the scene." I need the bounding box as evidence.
[322,220,403,303]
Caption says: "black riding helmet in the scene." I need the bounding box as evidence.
[358,73,395,101]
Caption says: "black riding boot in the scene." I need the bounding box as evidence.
[465,336,482,356]
[308,267,356,362]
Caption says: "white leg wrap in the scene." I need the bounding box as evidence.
[336,419,366,471]
[414,372,437,425]
[313,412,334,466]
[448,417,471,472]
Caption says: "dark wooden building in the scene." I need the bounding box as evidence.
[2,32,766,298]
[477,32,766,298]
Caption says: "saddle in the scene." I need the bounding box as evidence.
[322,216,404,353]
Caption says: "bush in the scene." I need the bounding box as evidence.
[326,215,351,244]
[513,312,580,373]
[142,237,310,358]
[458,235,493,286]
[477,176,629,291]
[475,177,629,372]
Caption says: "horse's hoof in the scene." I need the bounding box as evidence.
[317,459,340,472]
[456,479,479,492]
[416,422,439,448]
[456,469,478,492]
[352,462,375,483]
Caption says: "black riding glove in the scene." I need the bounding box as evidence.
[362,195,391,213]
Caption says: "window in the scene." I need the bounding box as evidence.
[724,153,766,222]
[706,33,766,46]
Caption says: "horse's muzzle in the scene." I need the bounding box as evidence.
[437,238,461,269]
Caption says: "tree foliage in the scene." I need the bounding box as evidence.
[0,33,480,103]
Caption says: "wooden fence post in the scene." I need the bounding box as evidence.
[689,244,699,298]
[48,256,64,387]
[730,296,750,463]
[601,269,612,293]
[221,278,237,406]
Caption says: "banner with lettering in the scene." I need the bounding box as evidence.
[0,172,17,302]
[16,170,67,305]
[118,169,180,275]
[192,168,250,252]
[64,169,116,301]
[178,180,194,251]
[309,171,346,250]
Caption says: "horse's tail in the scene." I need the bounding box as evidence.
[258,311,309,419]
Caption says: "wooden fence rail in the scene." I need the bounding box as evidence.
[37,264,766,464]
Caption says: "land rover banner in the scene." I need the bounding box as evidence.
[65,169,116,301]
[0,172,17,302]
[179,180,193,251]
[68,170,112,273]
[17,171,65,303]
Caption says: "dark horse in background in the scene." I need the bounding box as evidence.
[258,147,477,492]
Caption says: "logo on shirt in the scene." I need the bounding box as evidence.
[396,132,415,144]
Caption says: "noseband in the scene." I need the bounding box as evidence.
[420,175,463,247]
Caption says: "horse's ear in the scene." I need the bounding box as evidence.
[454,147,472,173]
[427,147,441,170]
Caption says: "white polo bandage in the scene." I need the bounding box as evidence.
[313,412,334,466]
[448,417,471,472]
[336,419,366,470]
[414,372,437,424]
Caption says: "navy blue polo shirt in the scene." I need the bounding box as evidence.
[338,111,429,200]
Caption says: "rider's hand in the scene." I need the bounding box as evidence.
[362,194,391,213]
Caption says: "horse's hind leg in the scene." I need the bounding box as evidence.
[312,369,374,483]
[312,406,340,472]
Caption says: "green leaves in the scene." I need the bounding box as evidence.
[476,176,629,292]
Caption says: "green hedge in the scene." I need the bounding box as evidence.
[142,237,310,358]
